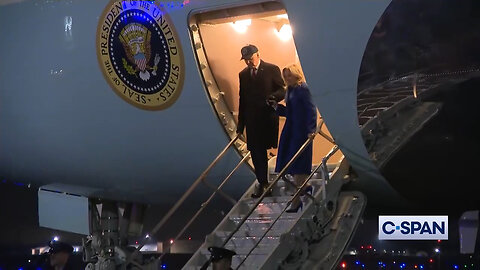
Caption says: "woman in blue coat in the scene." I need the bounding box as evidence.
[274,64,317,212]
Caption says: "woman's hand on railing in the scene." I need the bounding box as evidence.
[236,131,246,141]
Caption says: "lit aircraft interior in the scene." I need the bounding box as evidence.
[1,0,479,269]
[189,2,343,179]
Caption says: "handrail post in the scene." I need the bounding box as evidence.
[201,180,237,205]
[158,152,251,262]
[149,134,239,235]
[321,145,339,203]
[125,134,240,266]
[321,158,328,202]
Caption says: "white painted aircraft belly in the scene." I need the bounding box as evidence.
[0,0,254,204]
[0,0,403,206]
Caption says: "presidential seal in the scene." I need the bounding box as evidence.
[97,1,184,110]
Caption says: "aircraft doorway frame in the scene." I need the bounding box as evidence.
[187,1,292,169]
[188,1,342,171]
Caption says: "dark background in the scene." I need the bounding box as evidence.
[360,0,480,88]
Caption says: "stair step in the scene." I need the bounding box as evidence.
[184,251,269,269]
[231,201,314,219]
[225,236,280,251]
[181,175,329,270]
[254,177,324,196]
[232,254,270,269]
[218,219,295,237]
[268,178,324,189]
[241,196,292,204]
[198,237,278,256]
[229,213,300,222]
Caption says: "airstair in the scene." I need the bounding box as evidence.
[129,121,366,270]
[182,169,365,270]
[357,68,480,126]
[357,69,480,169]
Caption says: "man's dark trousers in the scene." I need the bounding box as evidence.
[250,147,268,187]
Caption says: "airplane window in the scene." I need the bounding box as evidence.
[189,1,343,170]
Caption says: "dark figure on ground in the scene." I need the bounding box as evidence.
[207,246,236,270]
[38,240,81,270]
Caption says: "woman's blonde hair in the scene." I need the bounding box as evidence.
[282,63,305,86]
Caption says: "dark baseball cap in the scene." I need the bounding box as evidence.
[48,241,73,254]
[208,246,236,262]
[240,44,258,60]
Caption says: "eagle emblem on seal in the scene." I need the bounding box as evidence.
[119,23,161,81]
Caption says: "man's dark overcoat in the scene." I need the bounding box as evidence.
[237,60,285,150]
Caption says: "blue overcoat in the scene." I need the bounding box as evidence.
[275,83,317,175]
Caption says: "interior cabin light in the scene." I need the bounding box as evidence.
[231,19,251,33]
[275,23,292,41]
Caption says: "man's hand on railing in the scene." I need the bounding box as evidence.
[315,122,323,133]
[236,131,246,141]
[266,96,278,109]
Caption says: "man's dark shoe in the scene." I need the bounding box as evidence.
[251,185,263,198]
[251,184,272,198]
[263,187,272,197]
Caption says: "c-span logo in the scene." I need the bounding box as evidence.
[97,1,184,110]
[379,216,448,240]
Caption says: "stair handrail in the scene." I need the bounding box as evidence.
[200,120,338,269]
[357,90,408,119]
[280,118,334,202]
[158,152,251,262]
[126,134,242,265]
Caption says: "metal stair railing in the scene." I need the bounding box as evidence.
[357,67,480,122]
[126,134,250,266]
[236,145,339,269]
[158,151,251,262]
[357,89,409,120]
[200,119,339,269]
[279,118,334,203]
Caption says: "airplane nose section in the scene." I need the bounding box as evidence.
[285,0,480,213]
[282,0,403,207]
